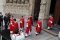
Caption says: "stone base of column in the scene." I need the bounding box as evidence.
[38,18,48,29]
[42,19,48,28]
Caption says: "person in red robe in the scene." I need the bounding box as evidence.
[29,15,33,26]
[25,18,32,37]
[47,15,54,29]
[10,16,14,24]
[10,21,15,34]
[20,16,24,31]
[35,20,42,35]
[14,19,18,31]
[10,19,18,34]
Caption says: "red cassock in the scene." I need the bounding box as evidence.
[29,16,33,25]
[36,20,42,33]
[10,23,16,33]
[25,20,31,34]
[10,21,18,33]
[14,21,18,30]
[20,18,24,28]
[10,17,14,24]
[48,16,54,28]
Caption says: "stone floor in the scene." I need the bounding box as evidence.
[25,27,58,40]
[0,26,59,40]
[49,25,60,34]
[0,18,59,40]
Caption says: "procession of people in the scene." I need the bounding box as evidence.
[0,12,55,40]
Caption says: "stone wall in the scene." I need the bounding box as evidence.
[4,0,34,18]
[0,0,6,16]
[4,4,30,18]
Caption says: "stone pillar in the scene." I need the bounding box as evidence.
[29,0,32,15]
[29,0,35,16]
[38,0,51,28]
[45,0,51,19]
[0,0,6,16]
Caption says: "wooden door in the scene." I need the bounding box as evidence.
[54,0,60,24]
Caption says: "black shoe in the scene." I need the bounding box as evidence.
[25,36,28,38]
[36,34,39,36]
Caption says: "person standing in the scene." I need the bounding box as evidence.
[29,15,33,26]
[47,15,54,30]
[35,20,42,35]
[20,16,24,31]
[14,19,19,32]
[25,18,32,37]
[10,16,14,22]
[10,19,18,34]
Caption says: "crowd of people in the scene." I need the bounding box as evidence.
[0,13,54,40]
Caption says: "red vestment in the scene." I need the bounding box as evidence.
[10,21,18,33]
[10,22,16,33]
[29,16,33,25]
[25,19,32,34]
[20,17,24,28]
[10,17,14,24]
[14,21,18,30]
[48,16,54,28]
[36,20,42,33]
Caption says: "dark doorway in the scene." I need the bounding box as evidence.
[34,0,41,21]
[49,0,60,25]
[54,0,60,24]
[49,0,56,16]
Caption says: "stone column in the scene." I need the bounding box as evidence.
[29,0,32,15]
[29,0,35,16]
[0,0,6,16]
[38,0,51,28]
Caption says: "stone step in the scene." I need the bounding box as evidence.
[43,29,58,36]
